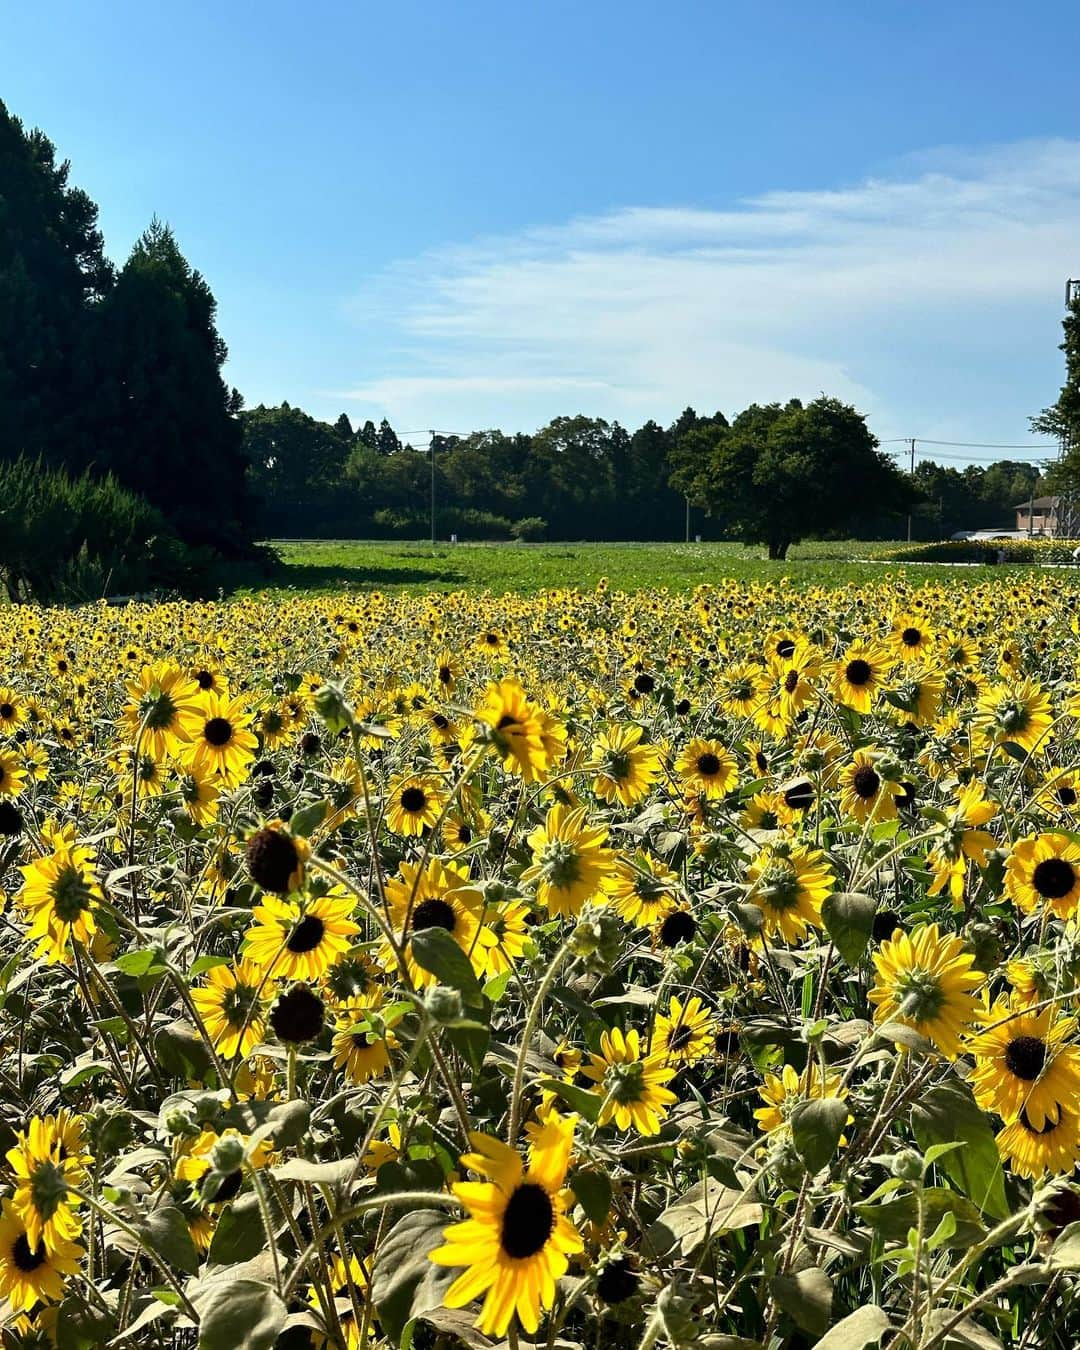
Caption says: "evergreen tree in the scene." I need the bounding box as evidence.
[376,418,401,455]
[0,99,112,464]
[86,220,253,552]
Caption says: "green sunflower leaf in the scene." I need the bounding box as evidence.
[791,1096,848,1174]
[911,1079,1009,1220]
[410,927,484,1008]
[820,891,876,967]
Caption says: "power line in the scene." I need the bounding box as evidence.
[915,438,1058,450]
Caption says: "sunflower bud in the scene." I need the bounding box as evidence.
[891,1148,924,1181]
[424,985,464,1025]
[210,1134,246,1174]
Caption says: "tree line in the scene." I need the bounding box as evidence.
[1,95,1069,597]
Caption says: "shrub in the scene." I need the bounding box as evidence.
[0,454,209,601]
[511,515,548,541]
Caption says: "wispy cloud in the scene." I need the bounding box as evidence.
[335,140,1080,441]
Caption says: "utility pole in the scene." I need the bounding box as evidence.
[906,438,916,542]
[429,430,436,549]
[685,496,690,544]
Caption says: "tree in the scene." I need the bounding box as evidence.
[1034,295,1080,504]
[376,419,401,456]
[244,404,352,531]
[672,397,911,558]
[85,220,253,552]
[0,99,113,464]
[333,412,355,441]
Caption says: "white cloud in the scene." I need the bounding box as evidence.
[335,139,1080,442]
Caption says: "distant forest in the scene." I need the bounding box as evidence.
[244,401,1044,543]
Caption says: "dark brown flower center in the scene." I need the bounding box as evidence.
[1004,1035,1047,1081]
[696,752,721,777]
[633,673,656,694]
[204,717,234,747]
[287,914,326,954]
[845,658,872,687]
[412,898,456,933]
[783,670,799,694]
[400,787,427,813]
[901,627,922,647]
[1033,858,1076,900]
[659,910,696,947]
[12,1233,46,1272]
[852,765,881,799]
[1056,786,1078,807]
[500,1182,554,1259]
[669,1024,695,1051]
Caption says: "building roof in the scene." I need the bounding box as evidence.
[1013,495,1060,510]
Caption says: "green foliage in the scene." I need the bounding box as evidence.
[0,454,208,602]
[672,397,912,558]
[0,103,254,555]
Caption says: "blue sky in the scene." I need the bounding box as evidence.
[5,1,1080,464]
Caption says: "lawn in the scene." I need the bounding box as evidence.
[235,537,1037,596]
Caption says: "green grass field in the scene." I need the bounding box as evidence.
[227,538,1048,597]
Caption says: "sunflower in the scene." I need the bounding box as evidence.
[6,1113,90,1252]
[674,739,738,800]
[187,691,259,785]
[177,761,220,825]
[363,1122,403,1175]
[430,1109,584,1337]
[522,804,613,918]
[308,1251,369,1350]
[581,1027,677,1135]
[478,897,531,977]
[869,923,983,1058]
[996,1106,1080,1179]
[122,662,204,759]
[885,665,944,728]
[382,858,494,987]
[717,661,766,718]
[651,900,698,949]
[969,1002,1080,1128]
[926,784,999,905]
[652,995,715,1065]
[829,641,892,714]
[837,748,902,825]
[385,774,447,837]
[1035,766,1080,819]
[190,960,270,1059]
[434,649,462,697]
[0,748,27,798]
[17,839,102,964]
[744,842,834,943]
[0,688,26,733]
[175,1127,272,1202]
[754,1062,848,1137]
[740,791,782,832]
[331,996,396,1084]
[603,852,676,927]
[254,702,292,750]
[0,1199,82,1312]
[587,724,661,807]
[976,678,1053,755]
[243,891,360,982]
[889,613,935,662]
[1005,832,1080,920]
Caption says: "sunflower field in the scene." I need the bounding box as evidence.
[0,577,1079,1350]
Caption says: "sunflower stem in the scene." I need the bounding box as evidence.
[508,936,576,1145]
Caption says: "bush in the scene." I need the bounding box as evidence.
[0,455,213,602]
[511,515,548,541]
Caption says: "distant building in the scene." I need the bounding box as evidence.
[1014,495,1062,536]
